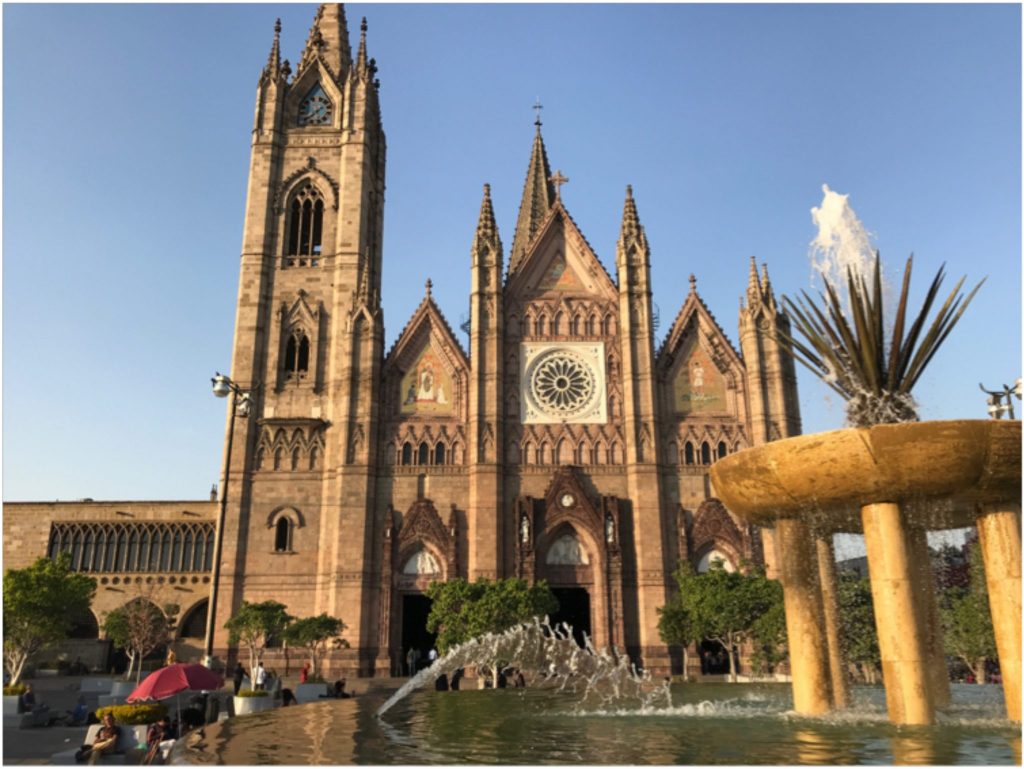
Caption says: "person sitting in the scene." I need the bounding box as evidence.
[18,684,36,714]
[332,679,351,699]
[281,688,298,707]
[75,712,121,764]
[67,695,89,726]
[143,715,173,765]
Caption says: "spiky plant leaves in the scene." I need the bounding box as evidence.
[777,253,984,427]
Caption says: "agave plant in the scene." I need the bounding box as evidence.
[780,253,984,428]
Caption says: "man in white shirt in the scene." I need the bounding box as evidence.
[254,662,267,690]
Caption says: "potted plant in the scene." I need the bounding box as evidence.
[284,614,347,703]
[225,601,291,715]
[3,683,26,717]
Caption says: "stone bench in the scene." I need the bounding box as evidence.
[51,724,149,765]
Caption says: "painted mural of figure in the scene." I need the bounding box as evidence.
[436,382,448,405]
[418,367,434,400]
[691,360,705,396]
[404,382,417,405]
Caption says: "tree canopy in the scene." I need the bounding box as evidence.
[225,600,292,684]
[658,562,783,681]
[940,544,996,684]
[425,577,558,654]
[3,555,97,685]
[283,614,347,680]
[102,594,178,682]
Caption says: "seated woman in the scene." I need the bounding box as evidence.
[75,712,121,764]
[143,715,173,765]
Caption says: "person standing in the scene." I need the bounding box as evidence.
[405,648,415,677]
[300,662,309,684]
[428,648,439,666]
[254,661,267,691]
[232,662,245,695]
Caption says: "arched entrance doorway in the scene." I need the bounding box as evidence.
[400,594,437,674]
[550,587,590,646]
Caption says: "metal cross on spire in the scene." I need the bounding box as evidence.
[533,98,543,126]
[550,170,569,199]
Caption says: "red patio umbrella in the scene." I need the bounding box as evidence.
[126,663,225,703]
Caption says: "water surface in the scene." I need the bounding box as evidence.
[176,683,1020,765]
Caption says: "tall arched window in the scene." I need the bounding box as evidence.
[418,442,430,465]
[701,442,712,465]
[684,442,696,466]
[434,442,446,465]
[286,183,325,266]
[274,518,292,552]
[717,441,728,460]
[401,442,413,465]
[284,331,311,380]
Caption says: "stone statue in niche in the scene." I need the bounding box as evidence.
[605,515,615,543]
[520,515,530,544]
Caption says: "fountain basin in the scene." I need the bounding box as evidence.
[709,420,1020,532]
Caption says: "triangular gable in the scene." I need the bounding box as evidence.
[384,295,469,419]
[657,288,744,417]
[505,202,618,302]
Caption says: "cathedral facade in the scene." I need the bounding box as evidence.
[3,3,801,677]
[210,3,801,676]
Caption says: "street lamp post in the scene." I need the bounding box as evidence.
[203,372,251,667]
[980,379,1022,420]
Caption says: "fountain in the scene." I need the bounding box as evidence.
[711,186,1021,726]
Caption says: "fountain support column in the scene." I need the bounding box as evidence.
[774,517,833,715]
[975,503,1021,723]
[907,525,951,709]
[861,501,934,725]
[815,534,849,709]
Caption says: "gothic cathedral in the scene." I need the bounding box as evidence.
[210,3,802,676]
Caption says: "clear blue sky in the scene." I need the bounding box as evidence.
[3,3,1020,503]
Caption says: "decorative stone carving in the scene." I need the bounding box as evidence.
[521,342,607,424]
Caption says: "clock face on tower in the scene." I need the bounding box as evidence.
[298,84,332,126]
[520,343,607,424]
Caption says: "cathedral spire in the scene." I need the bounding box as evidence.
[355,17,369,76]
[297,4,352,80]
[760,262,777,310]
[746,255,760,305]
[617,184,650,279]
[263,18,282,80]
[472,183,504,267]
[508,123,555,275]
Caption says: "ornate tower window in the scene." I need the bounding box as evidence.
[283,330,311,380]
[297,83,332,126]
[286,183,324,266]
[274,518,291,552]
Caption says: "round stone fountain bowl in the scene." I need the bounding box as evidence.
[709,420,1021,532]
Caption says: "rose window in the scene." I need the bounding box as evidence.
[530,352,595,416]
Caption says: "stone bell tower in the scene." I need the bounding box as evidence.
[213,4,388,672]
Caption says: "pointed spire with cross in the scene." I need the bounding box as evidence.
[533,98,543,127]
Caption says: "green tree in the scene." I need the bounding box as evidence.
[673,562,782,682]
[3,554,97,685]
[102,593,178,682]
[426,577,558,686]
[426,577,558,650]
[657,567,699,678]
[224,601,293,686]
[940,545,995,684]
[750,596,788,676]
[836,572,880,683]
[284,614,347,681]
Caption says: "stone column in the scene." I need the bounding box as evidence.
[774,518,833,715]
[815,534,849,709]
[861,501,934,725]
[975,503,1021,723]
[906,525,950,709]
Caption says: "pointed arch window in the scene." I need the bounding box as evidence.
[286,183,325,266]
[401,442,413,466]
[284,331,311,380]
[684,442,696,466]
[434,442,446,466]
[717,441,728,460]
[418,442,430,466]
[701,442,712,465]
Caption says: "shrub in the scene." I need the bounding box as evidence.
[234,688,269,698]
[94,702,168,725]
[3,684,27,696]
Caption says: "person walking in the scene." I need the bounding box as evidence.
[232,662,246,695]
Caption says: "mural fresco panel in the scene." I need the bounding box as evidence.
[674,341,726,415]
[400,346,453,416]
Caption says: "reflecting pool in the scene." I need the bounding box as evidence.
[175,683,1019,765]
